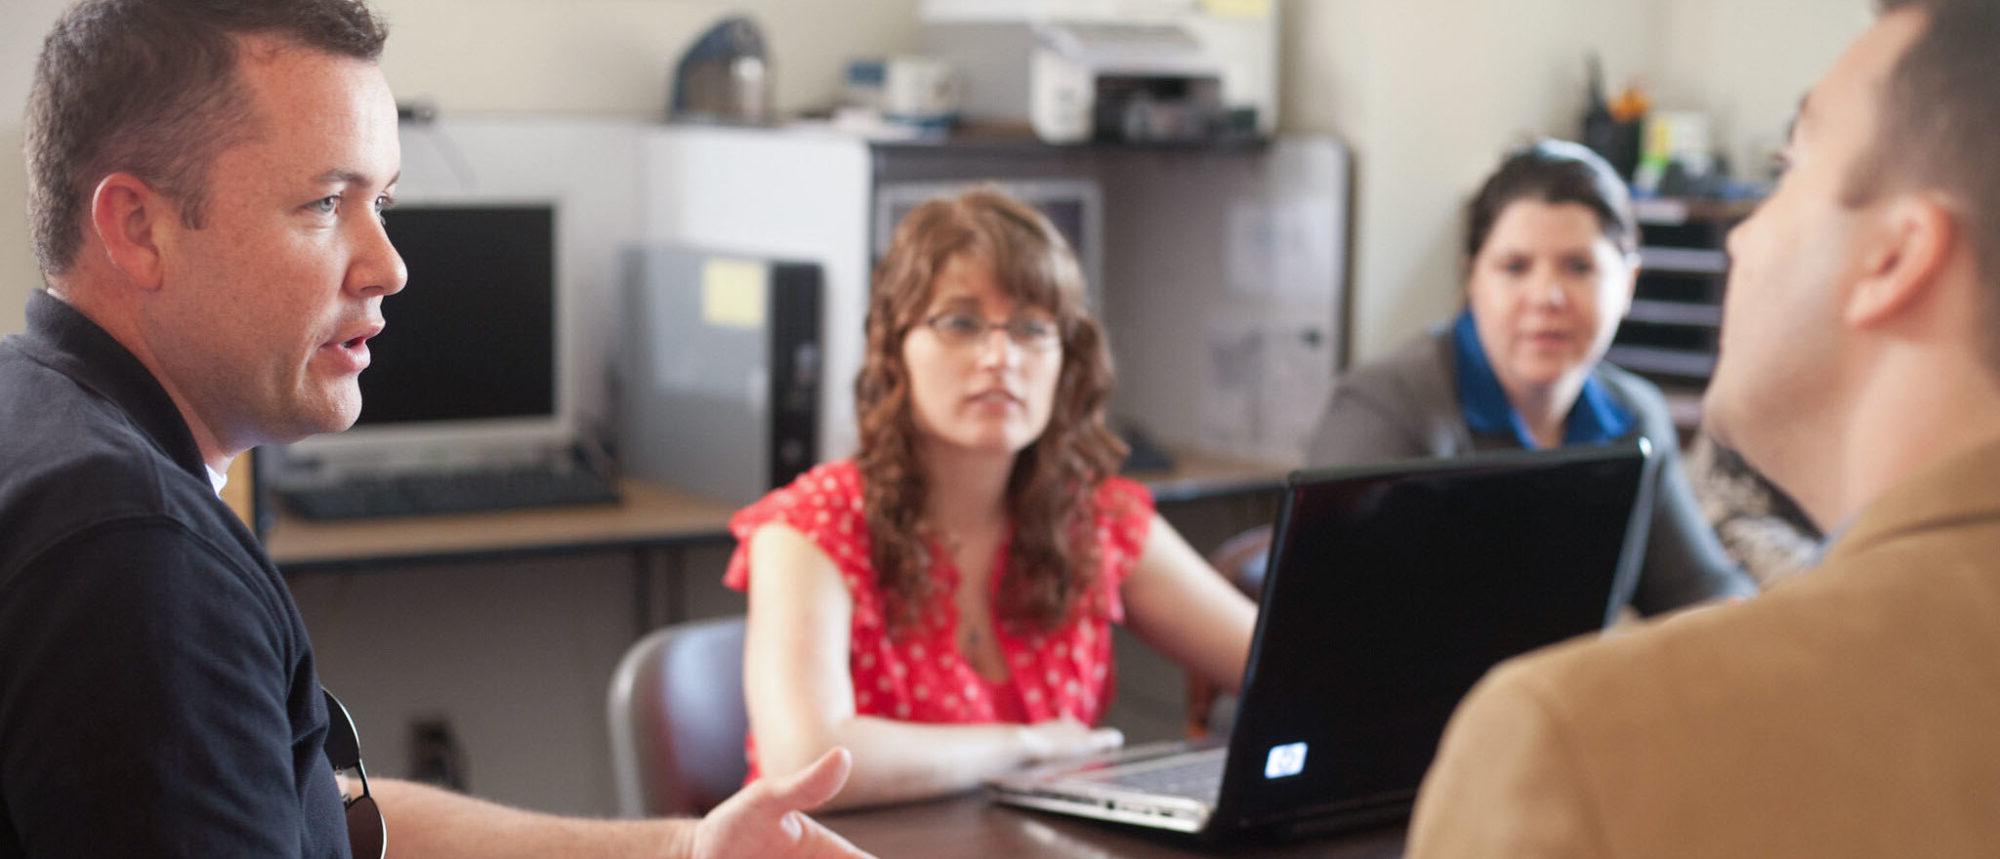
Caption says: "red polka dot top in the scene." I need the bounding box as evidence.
[725,460,1154,778]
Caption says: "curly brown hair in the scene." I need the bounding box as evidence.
[855,186,1128,635]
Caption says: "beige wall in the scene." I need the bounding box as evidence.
[1279,0,1871,363]
[0,0,1879,349]
[0,126,27,335]
[0,0,918,335]
[0,0,1875,817]
[373,0,918,117]
[0,0,921,817]
[1651,0,1872,178]
[0,0,67,335]
[0,0,1887,348]
[1281,0,1663,362]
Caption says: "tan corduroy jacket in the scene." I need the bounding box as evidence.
[1407,436,2000,858]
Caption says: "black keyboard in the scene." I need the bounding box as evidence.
[279,467,621,520]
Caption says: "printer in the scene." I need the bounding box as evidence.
[1030,21,1225,144]
[919,0,1278,145]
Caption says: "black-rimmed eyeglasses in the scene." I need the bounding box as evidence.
[323,688,386,859]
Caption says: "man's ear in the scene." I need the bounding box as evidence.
[1845,193,1957,328]
[87,172,171,291]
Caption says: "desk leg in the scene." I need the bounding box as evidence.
[662,547,688,626]
[632,549,654,638]
[632,545,700,637]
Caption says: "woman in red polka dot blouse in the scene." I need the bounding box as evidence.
[726,187,1258,810]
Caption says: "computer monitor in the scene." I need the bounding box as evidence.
[281,201,573,475]
[871,179,1104,309]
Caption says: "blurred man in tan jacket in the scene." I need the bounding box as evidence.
[1409,0,2000,855]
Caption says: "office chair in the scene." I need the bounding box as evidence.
[607,615,748,817]
[1185,525,1273,738]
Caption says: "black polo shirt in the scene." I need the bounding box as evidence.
[0,290,348,857]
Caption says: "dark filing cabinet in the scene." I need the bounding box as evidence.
[1607,198,1760,384]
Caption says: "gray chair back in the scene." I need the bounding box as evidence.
[607,615,748,817]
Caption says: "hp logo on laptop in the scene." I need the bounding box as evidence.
[1263,741,1308,779]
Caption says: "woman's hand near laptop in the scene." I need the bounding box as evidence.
[744,522,1124,811]
[1019,717,1126,764]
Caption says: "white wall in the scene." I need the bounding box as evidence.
[0,0,70,335]
[1281,0,1664,362]
[0,0,1875,818]
[1278,0,1870,363]
[1651,0,1873,179]
[0,0,920,820]
[0,0,920,335]
[289,552,690,818]
[373,0,918,118]
[0,0,1886,355]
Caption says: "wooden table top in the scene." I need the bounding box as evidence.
[1124,449,1291,505]
[264,449,1291,570]
[825,793,1404,858]
[266,478,739,569]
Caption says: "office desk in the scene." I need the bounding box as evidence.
[1134,450,1293,505]
[268,478,737,635]
[828,794,1405,858]
[265,449,1290,632]
[267,478,736,570]
[267,450,1288,569]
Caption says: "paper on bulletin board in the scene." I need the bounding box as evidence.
[1201,0,1272,19]
[1227,200,1337,299]
[1274,200,1337,300]
[1227,203,1276,297]
[701,258,766,330]
[1200,318,1332,462]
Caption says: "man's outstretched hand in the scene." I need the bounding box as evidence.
[691,748,875,859]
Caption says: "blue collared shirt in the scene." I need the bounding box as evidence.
[1452,309,1634,448]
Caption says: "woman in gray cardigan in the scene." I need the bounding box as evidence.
[1309,141,1755,614]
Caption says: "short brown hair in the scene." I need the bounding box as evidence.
[1465,139,1638,262]
[1860,0,2000,361]
[26,0,389,275]
[854,186,1127,634]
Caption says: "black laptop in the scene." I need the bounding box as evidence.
[988,441,1656,840]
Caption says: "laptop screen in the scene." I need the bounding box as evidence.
[1217,443,1651,830]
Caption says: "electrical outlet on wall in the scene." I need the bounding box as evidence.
[409,716,469,792]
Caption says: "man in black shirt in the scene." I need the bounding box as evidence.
[0,1,867,857]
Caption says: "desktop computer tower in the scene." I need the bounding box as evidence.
[618,246,822,504]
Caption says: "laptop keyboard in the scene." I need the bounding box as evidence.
[1082,748,1225,802]
[279,467,621,520]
